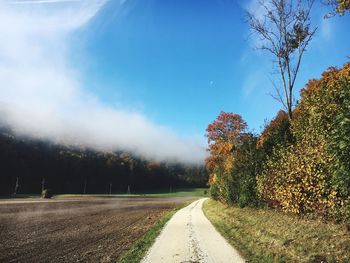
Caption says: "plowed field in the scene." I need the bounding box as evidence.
[0,197,191,262]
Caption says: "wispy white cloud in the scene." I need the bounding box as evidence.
[0,1,207,164]
[242,70,262,98]
[244,0,269,20]
[10,0,84,4]
[319,14,333,42]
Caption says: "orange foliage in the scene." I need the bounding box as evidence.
[205,112,247,175]
[205,112,247,202]
[300,63,350,98]
[257,110,289,149]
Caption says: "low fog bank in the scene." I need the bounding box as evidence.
[0,1,207,165]
[0,103,207,164]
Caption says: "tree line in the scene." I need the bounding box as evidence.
[0,126,207,196]
[206,63,349,223]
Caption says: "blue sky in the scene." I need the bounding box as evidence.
[73,0,350,135]
[0,0,349,163]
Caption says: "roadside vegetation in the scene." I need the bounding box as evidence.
[205,0,350,226]
[204,3,350,260]
[206,61,350,224]
[203,199,350,263]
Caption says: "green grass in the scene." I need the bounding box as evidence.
[1,188,208,200]
[129,188,208,197]
[117,202,190,263]
[54,188,208,199]
[203,199,350,263]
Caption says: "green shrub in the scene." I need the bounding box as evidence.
[233,134,260,207]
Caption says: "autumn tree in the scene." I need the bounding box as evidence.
[206,112,248,172]
[325,0,350,16]
[205,112,247,203]
[247,0,316,119]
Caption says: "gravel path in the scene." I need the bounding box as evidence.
[142,198,245,263]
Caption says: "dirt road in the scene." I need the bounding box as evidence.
[0,196,191,263]
[142,198,245,263]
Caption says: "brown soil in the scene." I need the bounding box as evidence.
[0,196,192,263]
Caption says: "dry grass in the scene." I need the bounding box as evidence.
[203,199,350,263]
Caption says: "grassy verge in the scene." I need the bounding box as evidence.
[54,188,208,199]
[130,188,208,197]
[203,199,350,263]
[117,201,192,263]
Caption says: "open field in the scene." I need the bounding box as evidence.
[5,188,208,200]
[53,188,208,199]
[0,196,194,263]
[203,199,350,263]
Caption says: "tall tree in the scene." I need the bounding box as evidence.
[205,112,247,202]
[247,0,316,119]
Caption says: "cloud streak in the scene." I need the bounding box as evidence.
[10,0,84,4]
[0,1,207,164]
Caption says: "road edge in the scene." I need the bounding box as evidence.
[117,199,197,263]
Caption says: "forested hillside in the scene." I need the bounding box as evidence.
[0,126,207,196]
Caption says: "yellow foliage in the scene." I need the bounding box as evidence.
[257,139,339,216]
[258,63,350,220]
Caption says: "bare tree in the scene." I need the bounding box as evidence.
[247,0,316,119]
